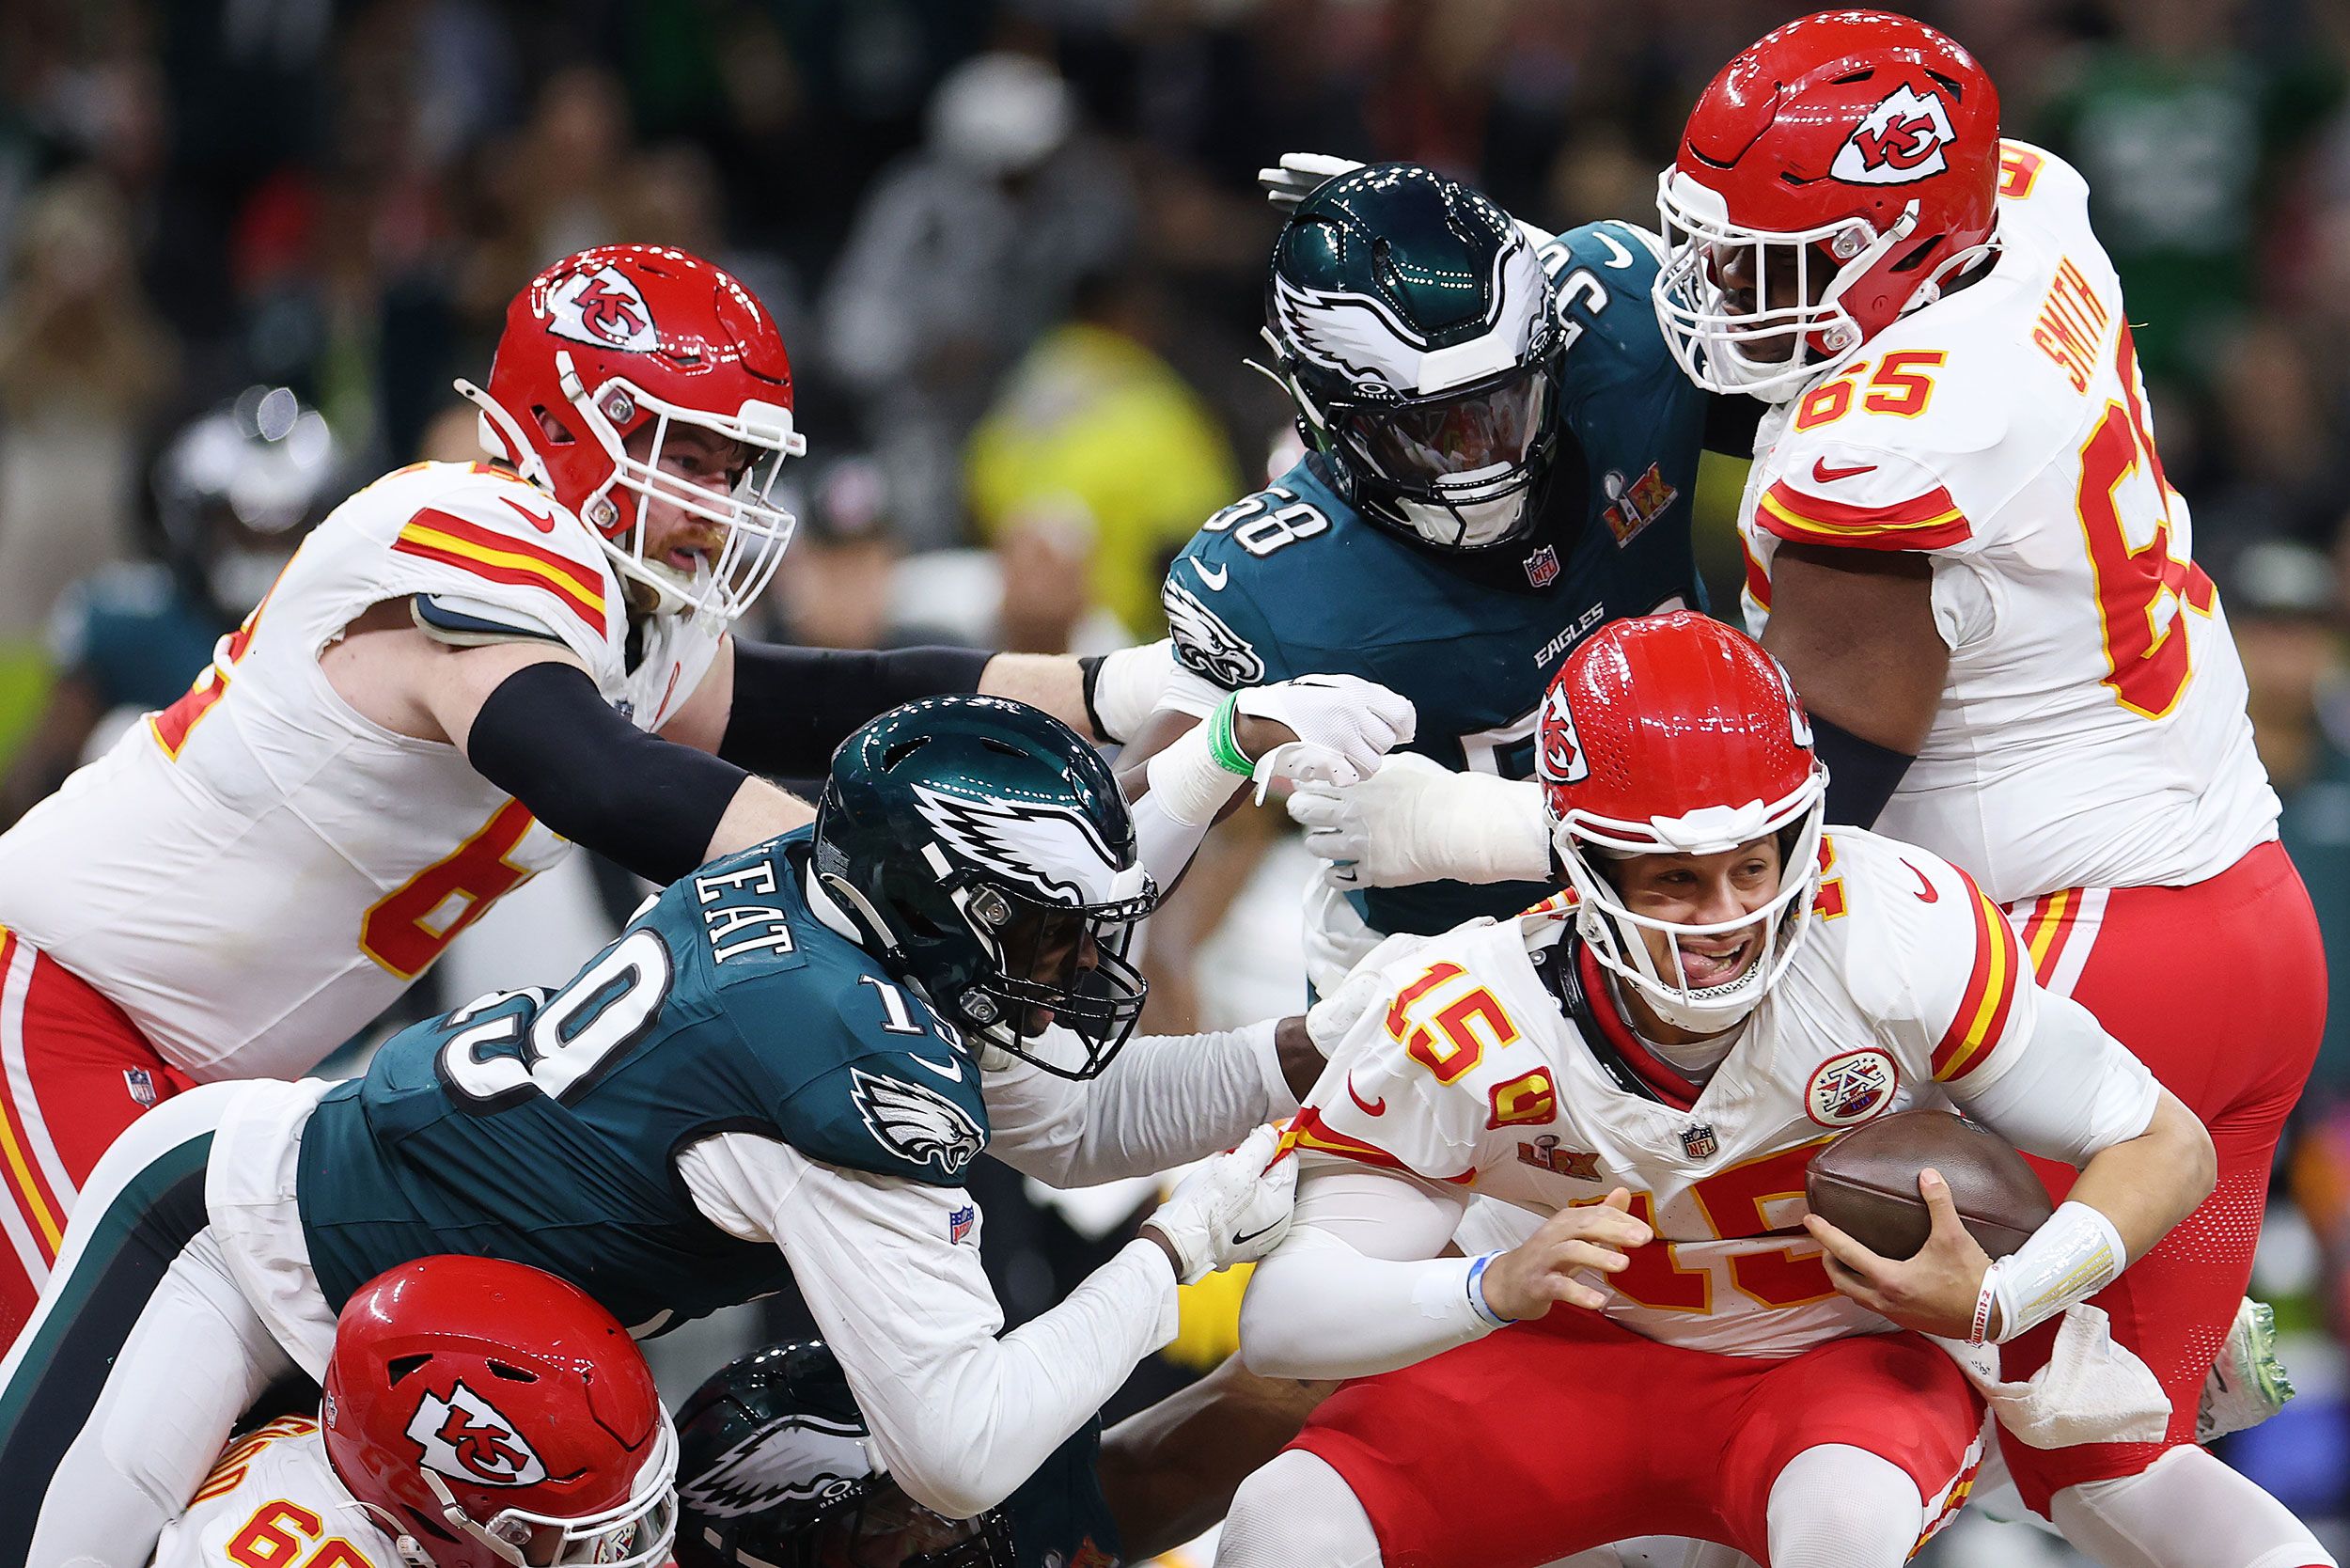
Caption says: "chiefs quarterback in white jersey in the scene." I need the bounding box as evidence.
[152,1257,675,1568]
[1218,615,2212,1568]
[1285,14,2329,1565]
[0,243,1166,1343]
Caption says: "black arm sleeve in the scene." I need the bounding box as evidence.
[1813,713,1918,829]
[718,639,993,776]
[468,661,749,886]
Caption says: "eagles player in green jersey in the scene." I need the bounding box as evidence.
[0,697,1315,1567]
[1121,162,1749,996]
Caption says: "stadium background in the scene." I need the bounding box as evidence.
[1,0,2345,1559]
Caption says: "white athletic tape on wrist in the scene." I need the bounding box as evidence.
[1145,723,1246,827]
[1992,1200,2125,1343]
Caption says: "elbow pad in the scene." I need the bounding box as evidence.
[722,640,992,776]
[467,660,747,885]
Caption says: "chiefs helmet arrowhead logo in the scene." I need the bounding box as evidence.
[545,265,659,353]
[406,1380,549,1487]
[1536,683,1589,786]
[1831,85,1958,186]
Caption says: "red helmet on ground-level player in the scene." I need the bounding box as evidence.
[321,1256,677,1568]
[458,243,806,622]
[1539,612,1828,1031]
[1653,9,2002,400]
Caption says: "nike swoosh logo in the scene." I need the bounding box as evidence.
[1593,230,1637,270]
[502,496,559,533]
[1230,1221,1284,1247]
[1900,858,1939,903]
[1810,459,1877,483]
[1193,559,1230,590]
[1346,1074,1386,1117]
[909,1054,965,1081]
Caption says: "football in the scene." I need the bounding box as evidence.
[1805,1108,2053,1262]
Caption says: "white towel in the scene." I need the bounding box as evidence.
[1932,1304,2170,1449]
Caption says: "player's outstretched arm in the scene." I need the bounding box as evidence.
[1237,1164,1647,1381]
[390,624,812,882]
[1288,752,1549,888]
[658,636,1181,763]
[983,1015,1319,1189]
[680,1127,1292,1522]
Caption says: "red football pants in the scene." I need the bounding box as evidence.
[1292,1308,1984,1568]
[1997,839,2325,1512]
[0,929,193,1348]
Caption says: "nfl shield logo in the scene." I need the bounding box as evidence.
[123,1067,157,1108]
[948,1203,977,1246]
[1679,1123,1717,1159]
[1523,544,1560,588]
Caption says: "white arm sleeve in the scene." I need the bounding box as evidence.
[1238,1162,1495,1381]
[1947,989,2161,1167]
[677,1132,1180,1520]
[983,1018,1294,1187]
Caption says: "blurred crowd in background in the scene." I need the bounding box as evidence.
[5,0,2350,1558]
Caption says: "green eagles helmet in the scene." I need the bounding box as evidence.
[675,1341,1015,1568]
[812,694,1157,1079]
[1266,162,1564,552]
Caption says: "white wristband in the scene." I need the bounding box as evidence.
[1989,1200,2125,1343]
[1144,722,1246,827]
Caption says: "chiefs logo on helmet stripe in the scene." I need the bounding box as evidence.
[1831,85,1958,186]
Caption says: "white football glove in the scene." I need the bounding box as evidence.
[1288,751,1550,887]
[1236,674,1417,798]
[1303,927,1460,1057]
[1144,1124,1297,1285]
[1257,152,1365,212]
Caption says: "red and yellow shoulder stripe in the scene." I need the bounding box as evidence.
[1757,478,1971,553]
[392,507,608,634]
[1277,1107,1475,1185]
[1930,868,2028,1085]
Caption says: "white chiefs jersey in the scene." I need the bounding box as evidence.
[152,1416,401,1568]
[0,461,724,1081]
[1292,828,2152,1356]
[1737,143,2278,906]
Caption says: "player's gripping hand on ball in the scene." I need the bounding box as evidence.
[1477,1188,1653,1320]
[1805,1169,1995,1341]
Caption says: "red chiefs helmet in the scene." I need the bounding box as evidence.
[321,1257,677,1568]
[1653,10,2002,400]
[457,244,806,622]
[1540,612,1828,1031]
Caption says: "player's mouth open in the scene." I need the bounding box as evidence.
[1679,936,1757,988]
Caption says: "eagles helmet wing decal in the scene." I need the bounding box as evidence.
[682,1411,874,1520]
[406,1380,549,1487]
[1271,274,1434,390]
[850,1068,984,1176]
[1163,574,1265,688]
[1273,239,1544,395]
[908,785,1124,906]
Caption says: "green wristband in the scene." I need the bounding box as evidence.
[1207,694,1257,777]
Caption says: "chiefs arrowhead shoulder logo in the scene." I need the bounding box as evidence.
[546,264,659,353]
[406,1381,548,1487]
[1831,85,1958,186]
